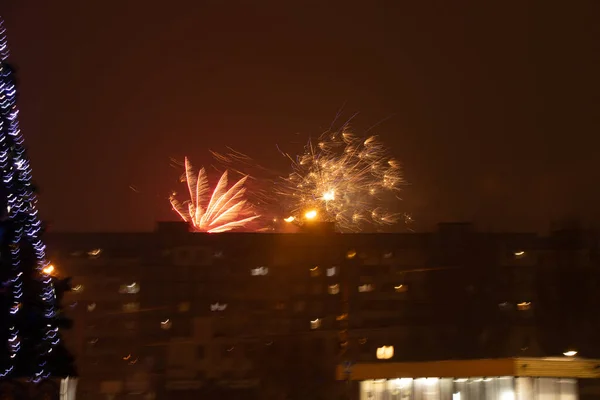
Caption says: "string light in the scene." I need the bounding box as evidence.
[0,17,60,378]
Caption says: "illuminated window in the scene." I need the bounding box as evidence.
[119,282,140,294]
[160,319,172,330]
[383,252,393,259]
[336,313,348,321]
[394,284,408,293]
[123,302,140,312]
[72,285,84,293]
[376,345,394,360]
[88,248,102,258]
[87,303,96,312]
[310,318,321,330]
[210,302,227,312]
[358,284,374,293]
[326,266,337,277]
[514,250,526,259]
[310,266,321,277]
[346,250,357,259]
[251,266,268,276]
[328,284,340,295]
[517,302,532,311]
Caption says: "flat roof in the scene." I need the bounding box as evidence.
[337,358,600,380]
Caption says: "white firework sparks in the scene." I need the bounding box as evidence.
[279,128,404,232]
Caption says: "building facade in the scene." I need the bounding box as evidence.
[44,222,600,399]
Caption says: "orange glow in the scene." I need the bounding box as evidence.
[42,264,55,275]
[284,216,295,223]
[305,210,318,220]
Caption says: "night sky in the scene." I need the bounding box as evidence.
[3,1,599,233]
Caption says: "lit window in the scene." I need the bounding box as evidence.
[336,313,348,321]
[88,249,102,257]
[358,337,367,345]
[72,284,84,293]
[346,250,357,259]
[119,282,140,294]
[160,319,172,330]
[517,302,531,311]
[383,252,393,259]
[87,303,96,312]
[358,284,374,293]
[514,250,526,258]
[394,284,408,293]
[310,266,321,277]
[326,267,337,277]
[328,284,340,295]
[251,267,268,276]
[376,345,394,360]
[310,318,321,330]
[210,302,227,312]
[123,302,140,312]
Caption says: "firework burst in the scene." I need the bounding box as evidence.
[170,157,259,233]
[278,128,404,232]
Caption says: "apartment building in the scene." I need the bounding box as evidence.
[44,222,600,399]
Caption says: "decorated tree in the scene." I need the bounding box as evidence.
[0,17,75,382]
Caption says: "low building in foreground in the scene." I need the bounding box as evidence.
[338,357,600,399]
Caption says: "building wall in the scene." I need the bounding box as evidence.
[44,222,600,399]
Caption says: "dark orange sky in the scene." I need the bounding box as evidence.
[2,1,599,232]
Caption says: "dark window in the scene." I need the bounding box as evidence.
[196,345,205,359]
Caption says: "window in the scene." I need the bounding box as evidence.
[358,284,375,293]
[72,285,84,293]
[119,282,140,294]
[294,301,305,312]
[122,302,140,312]
[310,318,321,330]
[394,284,408,293]
[210,302,227,312]
[87,303,97,312]
[346,250,357,259]
[517,302,532,311]
[326,266,337,277]
[88,249,102,258]
[514,250,526,259]
[160,319,172,330]
[222,345,234,357]
[328,284,340,295]
[311,283,323,295]
[310,266,321,277]
[251,267,268,276]
[196,345,205,359]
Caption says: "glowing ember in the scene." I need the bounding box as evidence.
[170,157,259,233]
